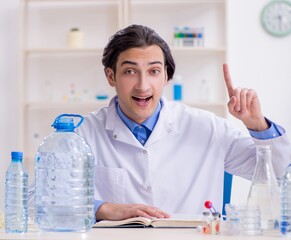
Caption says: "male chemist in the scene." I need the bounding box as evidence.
[76,24,290,221]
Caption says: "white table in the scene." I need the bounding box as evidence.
[0,226,284,240]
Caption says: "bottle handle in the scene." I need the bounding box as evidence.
[51,114,84,129]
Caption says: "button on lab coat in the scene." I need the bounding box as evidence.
[77,97,291,214]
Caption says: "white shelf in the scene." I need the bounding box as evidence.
[171,47,226,54]
[25,101,226,111]
[186,101,226,107]
[131,0,224,4]
[25,47,225,55]
[25,48,104,54]
[26,101,109,110]
[26,0,118,4]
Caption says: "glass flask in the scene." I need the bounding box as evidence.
[247,145,280,230]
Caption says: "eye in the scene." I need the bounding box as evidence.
[151,69,161,75]
[124,69,136,75]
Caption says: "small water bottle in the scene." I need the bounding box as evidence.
[280,164,291,236]
[5,151,28,233]
[35,114,95,232]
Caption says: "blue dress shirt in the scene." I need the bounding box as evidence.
[117,101,162,145]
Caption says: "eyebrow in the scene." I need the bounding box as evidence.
[120,60,163,66]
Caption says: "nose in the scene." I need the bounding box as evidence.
[135,72,150,91]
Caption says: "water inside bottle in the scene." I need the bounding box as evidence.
[248,183,280,229]
[35,151,94,232]
[35,114,95,232]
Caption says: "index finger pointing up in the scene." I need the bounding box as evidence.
[223,63,234,98]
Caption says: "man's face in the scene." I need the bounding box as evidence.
[106,45,168,124]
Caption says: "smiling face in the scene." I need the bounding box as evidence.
[105,45,168,124]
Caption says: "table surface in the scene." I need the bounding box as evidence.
[0,225,285,240]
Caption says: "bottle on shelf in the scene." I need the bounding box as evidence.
[5,151,28,233]
[67,28,84,48]
[280,163,291,236]
[173,26,184,47]
[182,26,194,47]
[198,79,210,102]
[34,114,95,232]
[173,75,183,101]
[247,145,280,230]
[197,27,205,47]
[44,80,52,101]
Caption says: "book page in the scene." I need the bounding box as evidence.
[151,214,206,228]
[93,216,152,228]
[94,214,206,228]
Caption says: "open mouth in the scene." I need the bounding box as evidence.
[132,96,152,103]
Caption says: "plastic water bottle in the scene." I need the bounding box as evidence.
[280,164,291,236]
[35,114,95,232]
[5,151,28,233]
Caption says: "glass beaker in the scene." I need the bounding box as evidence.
[247,145,280,230]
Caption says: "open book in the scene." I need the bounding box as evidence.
[93,214,206,228]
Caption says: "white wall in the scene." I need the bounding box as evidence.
[0,0,290,210]
[227,0,291,203]
[0,0,20,211]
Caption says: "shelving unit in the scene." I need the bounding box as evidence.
[19,0,228,177]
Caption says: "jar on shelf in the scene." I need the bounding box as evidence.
[67,28,84,48]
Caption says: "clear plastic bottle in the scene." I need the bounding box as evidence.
[5,151,28,233]
[35,114,95,232]
[280,163,291,236]
[247,145,280,230]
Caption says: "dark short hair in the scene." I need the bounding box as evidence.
[102,24,175,81]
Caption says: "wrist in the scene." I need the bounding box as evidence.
[246,117,269,132]
[96,202,111,220]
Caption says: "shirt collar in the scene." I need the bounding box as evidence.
[116,98,162,133]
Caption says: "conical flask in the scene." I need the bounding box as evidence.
[247,145,280,230]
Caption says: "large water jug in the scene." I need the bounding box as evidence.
[34,114,95,232]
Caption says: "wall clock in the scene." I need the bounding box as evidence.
[261,0,291,37]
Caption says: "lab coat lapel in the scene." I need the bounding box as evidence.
[105,97,143,148]
[145,98,177,147]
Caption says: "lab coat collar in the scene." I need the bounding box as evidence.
[105,96,177,148]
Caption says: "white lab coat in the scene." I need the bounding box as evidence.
[77,97,291,215]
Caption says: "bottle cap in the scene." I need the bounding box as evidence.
[11,151,23,160]
[53,118,75,132]
[71,28,80,32]
[51,114,84,132]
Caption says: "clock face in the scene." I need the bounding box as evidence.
[261,0,291,37]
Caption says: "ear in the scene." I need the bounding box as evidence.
[105,68,116,87]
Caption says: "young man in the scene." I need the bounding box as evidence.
[76,24,290,221]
